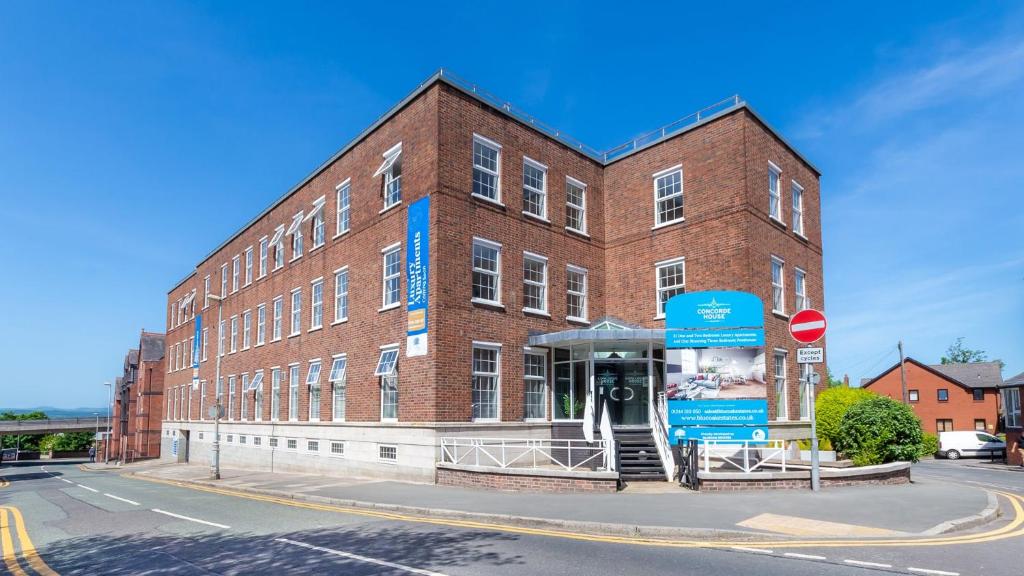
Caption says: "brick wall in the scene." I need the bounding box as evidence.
[864,361,1000,434]
[436,466,618,493]
[700,467,910,491]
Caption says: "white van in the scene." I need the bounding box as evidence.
[938,431,1006,460]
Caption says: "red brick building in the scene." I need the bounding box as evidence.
[1002,372,1023,465]
[162,71,824,480]
[103,332,165,462]
[862,358,1003,435]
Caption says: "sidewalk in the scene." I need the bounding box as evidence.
[130,463,999,539]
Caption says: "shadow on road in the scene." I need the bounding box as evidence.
[40,524,526,575]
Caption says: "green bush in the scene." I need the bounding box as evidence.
[815,386,875,447]
[39,432,94,453]
[835,396,925,465]
[920,433,939,458]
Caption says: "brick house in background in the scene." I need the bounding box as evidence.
[1001,372,1023,465]
[161,70,824,482]
[862,358,1003,434]
[101,332,165,462]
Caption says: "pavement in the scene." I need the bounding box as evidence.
[3,458,1024,576]
[122,460,998,539]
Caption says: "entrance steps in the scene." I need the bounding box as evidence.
[615,428,666,482]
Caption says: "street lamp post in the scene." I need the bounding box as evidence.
[104,381,112,465]
[207,294,224,480]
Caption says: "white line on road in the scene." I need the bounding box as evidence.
[783,552,827,560]
[730,546,774,554]
[908,568,960,576]
[276,538,449,576]
[76,484,99,493]
[843,559,892,568]
[151,508,230,529]
[104,493,140,506]
[59,478,73,484]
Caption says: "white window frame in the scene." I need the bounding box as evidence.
[244,246,253,286]
[272,225,285,270]
[335,179,351,237]
[288,363,300,421]
[231,256,240,293]
[252,370,264,421]
[795,267,809,312]
[774,349,788,421]
[309,195,326,249]
[272,296,283,341]
[258,236,269,278]
[229,315,238,353]
[378,444,398,463]
[791,180,805,237]
[566,265,588,323]
[240,373,249,420]
[471,342,501,422]
[375,142,403,211]
[221,263,228,297]
[768,161,783,223]
[307,359,322,422]
[471,237,502,306]
[290,288,302,337]
[655,257,686,319]
[227,374,237,421]
[381,243,401,311]
[799,363,813,421]
[521,156,548,221]
[218,319,226,357]
[653,165,684,228]
[310,277,324,330]
[334,266,349,324]
[771,255,786,315]
[270,367,281,422]
[523,347,548,421]
[522,251,548,315]
[242,309,252,350]
[330,354,347,422]
[1003,388,1021,429]
[471,134,502,205]
[565,176,587,235]
[256,303,266,346]
[329,441,345,458]
[377,344,400,422]
[201,327,208,362]
[203,275,211,309]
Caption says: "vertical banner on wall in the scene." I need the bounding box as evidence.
[406,196,430,357]
[192,314,202,389]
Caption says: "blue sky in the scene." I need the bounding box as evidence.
[1,2,1021,408]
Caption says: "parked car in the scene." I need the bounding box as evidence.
[938,431,1006,460]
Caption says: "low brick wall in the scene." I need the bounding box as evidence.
[437,464,618,493]
[699,462,911,491]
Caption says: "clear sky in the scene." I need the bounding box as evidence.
[1,2,1021,408]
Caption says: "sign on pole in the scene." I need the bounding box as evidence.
[797,347,824,364]
[789,309,827,344]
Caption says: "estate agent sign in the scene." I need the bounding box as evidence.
[405,196,430,357]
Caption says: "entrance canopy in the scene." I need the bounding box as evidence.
[527,318,666,348]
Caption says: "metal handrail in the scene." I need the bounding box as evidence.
[439,437,611,472]
[650,392,673,481]
[701,440,787,474]
[599,402,616,473]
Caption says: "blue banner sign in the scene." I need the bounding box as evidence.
[665,291,764,330]
[666,328,764,348]
[192,314,202,369]
[670,426,769,443]
[406,196,430,357]
[668,399,769,426]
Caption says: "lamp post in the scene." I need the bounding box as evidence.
[104,381,112,464]
[207,294,224,480]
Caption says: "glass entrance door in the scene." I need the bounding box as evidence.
[595,361,649,426]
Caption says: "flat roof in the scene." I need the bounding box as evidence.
[170,69,820,292]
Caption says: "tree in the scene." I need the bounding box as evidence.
[835,396,925,466]
[0,411,48,452]
[815,386,875,447]
[941,337,988,364]
[39,432,95,453]
[826,368,844,388]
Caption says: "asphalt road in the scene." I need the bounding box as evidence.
[1,458,1022,576]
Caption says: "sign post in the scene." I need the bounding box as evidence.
[790,309,826,491]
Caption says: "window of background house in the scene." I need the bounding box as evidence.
[972,389,985,401]
[938,388,949,402]
[909,389,919,402]
[936,419,953,432]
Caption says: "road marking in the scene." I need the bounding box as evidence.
[1,506,60,576]
[730,546,773,554]
[129,475,1024,550]
[276,538,448,576]
[907,569,960,576]
[0,478,9,488]
[738,512,902,537]
[59,479,73,484]
[103,493,140,506]
[783,552,827,560]
[0,509,29,576]
[76,484,99,493]
[843,559,892,568]
[151,508,230,529]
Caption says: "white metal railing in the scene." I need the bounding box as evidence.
[440,437,611,473]
[650,392,673,481]
[701,440,787,474]
[599,402,616,472]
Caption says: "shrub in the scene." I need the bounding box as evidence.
[835,396,925,465]
[815,386,875,447]
[920,433,939,458]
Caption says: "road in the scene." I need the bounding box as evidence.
[0,458,1022,575]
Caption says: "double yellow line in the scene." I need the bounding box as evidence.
[0,506,59,576]
[131,473,1024,550]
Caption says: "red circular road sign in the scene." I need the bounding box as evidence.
[789,309,827,343]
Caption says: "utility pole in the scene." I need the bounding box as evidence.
[898,340,908,404]
[104,381,112,464]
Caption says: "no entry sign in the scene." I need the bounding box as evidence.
[789,309,827,343]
